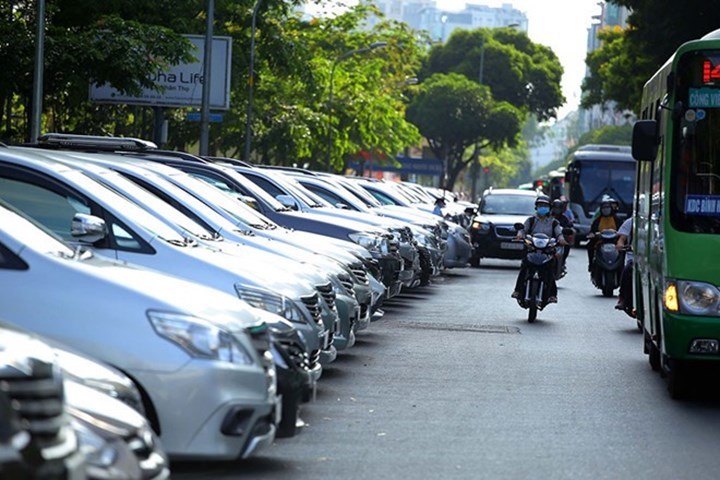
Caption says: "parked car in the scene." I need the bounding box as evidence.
[0,324,86,479]
[65,380,170,480]
[345,177,473,268]
[0,198,280,460]
[34,151,364,351]
[0,147,337,366]
[468,188,538,265]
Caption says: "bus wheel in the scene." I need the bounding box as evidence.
[666,360,690,400]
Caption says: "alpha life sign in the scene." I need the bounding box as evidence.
[89,35,232,109]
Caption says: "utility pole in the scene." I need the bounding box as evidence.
[199,0,214,156]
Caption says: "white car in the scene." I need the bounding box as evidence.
[0,200,279,460]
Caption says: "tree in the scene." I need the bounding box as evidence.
[583,0,720,113]
[406,73,522,190]
[423,28,564,122]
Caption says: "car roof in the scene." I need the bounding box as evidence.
[483,188,538,197]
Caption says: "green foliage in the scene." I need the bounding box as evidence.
[583,0,720,113]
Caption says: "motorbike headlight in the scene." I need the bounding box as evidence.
[348,232,381,252]
[235,285,305,324]
[675,280,720,316]
[73,421,118,469]
[148,311,253,365]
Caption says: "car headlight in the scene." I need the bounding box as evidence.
[471,220,490,232]
[672,280,720,316]
[348,232,381,252]
[148,311,253,364]
[235,285,305,324]
[73,420,118,469]
[270,344,289,369]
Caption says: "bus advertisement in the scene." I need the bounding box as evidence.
[632,28,720,398]
[563,145,636,242]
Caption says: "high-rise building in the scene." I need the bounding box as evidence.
[580,1,634,134]
[366,1,527,42]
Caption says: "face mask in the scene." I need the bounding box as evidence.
[536,206,550,216]
[601,207,612,216]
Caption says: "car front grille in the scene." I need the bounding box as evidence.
[316,282,337,312]
[1,358,75,456]
[350,263,369,285]
[338,273,356,298]
[494,225,517,238]
[300,293,324,327]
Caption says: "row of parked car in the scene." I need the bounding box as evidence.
[0,133,474,478]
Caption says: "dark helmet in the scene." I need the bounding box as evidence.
[535,194,551,207]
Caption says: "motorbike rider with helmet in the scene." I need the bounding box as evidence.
[551,199,573,265]
[511,195,567,303]
[587,198,621,271]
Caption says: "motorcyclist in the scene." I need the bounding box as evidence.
[551,199,573,265]
[587,198,621,271]
[511,195,567,303]
[559,195,575,224]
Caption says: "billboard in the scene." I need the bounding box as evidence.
[89,35,232,109]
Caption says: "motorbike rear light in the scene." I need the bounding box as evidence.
[664,283,679,312]
[689,339,719,354]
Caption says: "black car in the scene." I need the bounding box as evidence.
[468,188,538,266]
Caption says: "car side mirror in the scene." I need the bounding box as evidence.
[335,202,350,210]
[276,194,298,210]
[71,213,108,244]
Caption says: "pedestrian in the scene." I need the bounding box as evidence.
[433,197,446,216]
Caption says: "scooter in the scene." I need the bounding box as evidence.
[513,223,561,323]
[589,228,623,297]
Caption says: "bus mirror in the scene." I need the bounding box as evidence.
[632,120,658,161]
[672,101,685,121]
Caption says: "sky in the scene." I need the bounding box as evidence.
[439,0,603,120]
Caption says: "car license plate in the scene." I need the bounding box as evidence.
[500,242,524,250]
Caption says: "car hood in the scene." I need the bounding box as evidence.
[475,213,532,225]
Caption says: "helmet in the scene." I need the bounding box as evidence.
[535,194,551,207]
[552,199,563,208]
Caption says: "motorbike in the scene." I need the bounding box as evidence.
[589,228,624,297]
[513,223,564,323]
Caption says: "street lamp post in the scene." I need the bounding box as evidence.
[199,0,214,156]
[243,0,263,163]
[326,41,387,172]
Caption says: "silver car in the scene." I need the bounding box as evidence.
[0,200,279,460]
[0,148,336,365]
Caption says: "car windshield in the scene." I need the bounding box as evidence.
[481,194,536,215]
[166,171,275,229]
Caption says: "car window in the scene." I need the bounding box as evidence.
[0,177,90,241]
[0,242,29,270]
[481,194,536,215]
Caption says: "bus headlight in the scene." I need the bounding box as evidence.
[677,281,720,316]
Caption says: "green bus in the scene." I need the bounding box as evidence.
[633,28,720,398]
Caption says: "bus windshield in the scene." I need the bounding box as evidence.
[575,160,635,215]
[670,49,720,234]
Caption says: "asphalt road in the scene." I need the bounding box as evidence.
[174,249,720,479]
